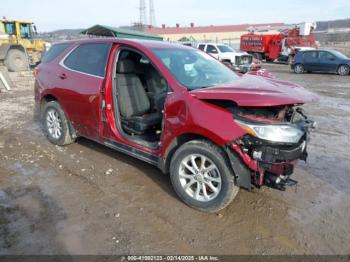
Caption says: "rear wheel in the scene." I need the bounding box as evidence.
[42,101,75,146]
[337,65,349,76]
[294,64,305,74]
[170,140,239,213]
[5,49,29,72]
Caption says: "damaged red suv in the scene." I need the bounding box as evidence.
[34,39,318,212]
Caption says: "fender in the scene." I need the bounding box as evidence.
[0,44,11,60]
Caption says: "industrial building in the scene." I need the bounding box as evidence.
[145,22,285,46]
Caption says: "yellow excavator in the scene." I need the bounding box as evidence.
[0,18,47,72]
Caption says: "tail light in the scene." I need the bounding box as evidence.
[33,67,39,77]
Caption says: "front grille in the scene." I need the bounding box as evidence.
[235,55,253,65]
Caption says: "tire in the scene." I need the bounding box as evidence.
[42,101,75,146]
[337,65,350,76]
[170,140,239,213]
[5,49,29,72]
[294,64,305,74]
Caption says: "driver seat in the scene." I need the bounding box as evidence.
[116,59,162,135]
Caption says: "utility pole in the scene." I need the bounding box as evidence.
[149,0,156,27]
[139,0,147,25]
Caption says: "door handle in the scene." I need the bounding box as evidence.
[57,73,67,80]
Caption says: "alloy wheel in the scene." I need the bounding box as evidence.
[338,65,349,76]
[294,64,304,74]
[46,109,63,139]
[178,154,222,202]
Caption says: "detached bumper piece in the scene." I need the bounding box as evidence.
[238,135,308,190]
[264,172,298,191]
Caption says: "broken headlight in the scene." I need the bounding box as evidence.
[235,119,304,144]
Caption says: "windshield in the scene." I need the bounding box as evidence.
[152,48,240,90]
[331,50,348,59]
[217,45,234,53]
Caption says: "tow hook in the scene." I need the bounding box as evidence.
[264,172,298,191]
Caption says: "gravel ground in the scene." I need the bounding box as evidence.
[0,64,349,255]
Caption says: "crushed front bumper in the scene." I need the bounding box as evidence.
[230,118,314,190]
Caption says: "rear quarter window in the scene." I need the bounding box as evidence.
[41,43,70,63]
[63,43,111,77]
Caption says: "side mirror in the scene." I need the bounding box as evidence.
[33,25,38,35]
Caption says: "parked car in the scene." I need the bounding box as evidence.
[35,39,318,212]
[292,49,350,75]
[197,43,255,73]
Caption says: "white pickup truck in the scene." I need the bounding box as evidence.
[197,43,254,72]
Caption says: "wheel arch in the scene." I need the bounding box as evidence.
[40,94,77,139]
[40,94,59,115]
[160,133,252,191]
[161,133,217,174]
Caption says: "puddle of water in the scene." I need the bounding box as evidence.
[8,161,54,177]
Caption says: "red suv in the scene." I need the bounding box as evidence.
[34,39,318,212]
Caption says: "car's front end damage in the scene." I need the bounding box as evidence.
[230,105,316,190]
[191,74,319,191]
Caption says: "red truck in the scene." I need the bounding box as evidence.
[34,38,318,212]
[240,23,318,64]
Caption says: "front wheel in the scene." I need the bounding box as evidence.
[294,64,305,74]
[337,65,350,76]
[170,140,239,213]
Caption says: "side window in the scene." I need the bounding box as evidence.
[198,44,205,51]
[64,43,111,77]
[20,24,31,39]
[206,45,218,54]
[4,22,16,35]
[42,43,70,63]
[319,51,335,61]
[303,51,318,61]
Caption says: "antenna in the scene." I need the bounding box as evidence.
[149,0,156,26]
[139,0,147,25]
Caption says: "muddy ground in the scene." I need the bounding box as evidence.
[0,65,349,255]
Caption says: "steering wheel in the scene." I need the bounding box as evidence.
[190,70,208,86]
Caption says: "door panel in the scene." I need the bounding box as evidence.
[55,69,103,139]
[303,51,319,71]
[54,43,111,139]
[318,51,338,72]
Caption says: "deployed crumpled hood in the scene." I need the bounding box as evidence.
[191,74,319,106]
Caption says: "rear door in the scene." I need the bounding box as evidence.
[57,42,111,139]
[303,51,319,71]
[318,51,338,72]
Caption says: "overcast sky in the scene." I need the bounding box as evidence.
[2,0,350,31]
